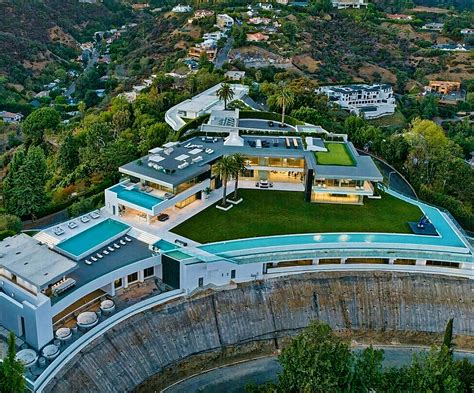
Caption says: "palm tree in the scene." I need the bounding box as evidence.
[230,153,246,201]
[216,83,235,110]
[214,155,235,207]
[275,84,295,126]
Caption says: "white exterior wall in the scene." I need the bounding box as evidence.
[181,260,265,292]
[0,280,53,349]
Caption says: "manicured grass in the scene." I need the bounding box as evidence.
[171,190,422,243]
[368,111,407,129]
[315,143,355,166]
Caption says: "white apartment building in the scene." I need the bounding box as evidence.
[318,84,396,119]
[172,4,192,13]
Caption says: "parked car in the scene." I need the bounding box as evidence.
[157,213,169,222]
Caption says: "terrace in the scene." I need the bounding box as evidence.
[315,142,355,166]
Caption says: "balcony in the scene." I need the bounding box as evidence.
[312,181,374,195]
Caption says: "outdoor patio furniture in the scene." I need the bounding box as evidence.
[120,240,126,245]
[42,344,60,361]
[96,253,103,259]
[90,211,100,219]
[85,260,92,265]
[91,256,97,262]
[80,215,90,223]
[55,327,72,341]
[125,237,132,242]
[16,349,38,368]
[103,250,109,255]
[54,227,65,236]
[108,246,115,252]
[113,243,120,249]
[68,221,78,229]
[100,299,116,314]
[77,312,98,329]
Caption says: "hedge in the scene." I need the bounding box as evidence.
[239,110,305,126]
[177,114,211,140]
[419,185,473,232]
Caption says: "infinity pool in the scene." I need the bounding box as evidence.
[111,185,163,210]
[56,219,130,259]
[199,197,469,258]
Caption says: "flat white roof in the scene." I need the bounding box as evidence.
[0,234,77,289]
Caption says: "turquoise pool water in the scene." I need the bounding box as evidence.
[57,219,130,257]
[111,185,163,210]
[199,197,470,258]
[154,239,178,252]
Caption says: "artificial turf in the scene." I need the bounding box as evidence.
[315,143,355,166]
[171,189,422,243]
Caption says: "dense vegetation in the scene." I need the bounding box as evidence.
[247,321,474,392]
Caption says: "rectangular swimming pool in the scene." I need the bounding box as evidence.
[56,219,130,259]
[111,185,164,211]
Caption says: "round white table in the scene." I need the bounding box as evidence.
[16,349,38,367]
[55,327,72,341]
[77,311,99,329]
[42,344,60,360]
[100,299,116,313]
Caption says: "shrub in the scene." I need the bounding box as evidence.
[177,114,211,140]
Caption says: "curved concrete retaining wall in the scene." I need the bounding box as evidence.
[43,271,474,393]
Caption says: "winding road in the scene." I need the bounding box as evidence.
[164,347,474,393]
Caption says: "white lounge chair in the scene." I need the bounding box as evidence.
[114,243,120,249]
[91,256,98,262]
[108,246,115,252]
[54,227,65,236]
[125,237,132,242]
[96,253,103,259]
[80,215,90,223]
[85,260,92,265]
[120,240,126,245]
[90,211,100,219]
[103,250,109,255]
[68,221,78,229]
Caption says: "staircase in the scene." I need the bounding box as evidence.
[33,231,61,247]
[128,228,160,245]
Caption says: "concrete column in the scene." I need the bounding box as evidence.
[460,263,472,270]
[139,270,145,283]
[416,259,426,266]
[312,259,319,265]
[123,276,129,289]
[341,258,347,264]
[389,258,395,265]
[146,214,151,224]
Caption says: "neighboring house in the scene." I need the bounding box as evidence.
[188,39,218,61]
[203,31,227,41]
[258,2,273,10]
[249,17,272,25]
[427,81,461,95]
[246,32,270,42]
[461,28,474,35]
[188,9,214,23]
[172,4,192,13]
[165,83,249,130]
[318,84,396,119]
[225,71,246,81]
[131,3,149,11]
[386,14,413,21]
[332,0,368,9]
[432,43,468,52]
[276,0,289,4]
[216,14,234,29]
[422,22,444,31]
[0,111,23,123]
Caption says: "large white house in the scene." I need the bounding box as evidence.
[318,84,396,119]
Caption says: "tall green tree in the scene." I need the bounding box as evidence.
[58,131,79,174]
[0,332,25,393]
[216,83,235,110]
[230,153,246,201]
[22,107,61,145]
[214,155,235,207]
[443,318,454,350]
[274,84,295,127]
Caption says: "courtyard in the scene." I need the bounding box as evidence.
[171,190,422,243]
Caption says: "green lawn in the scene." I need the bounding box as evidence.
[171,190,422,243]
[315,143,355,166]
